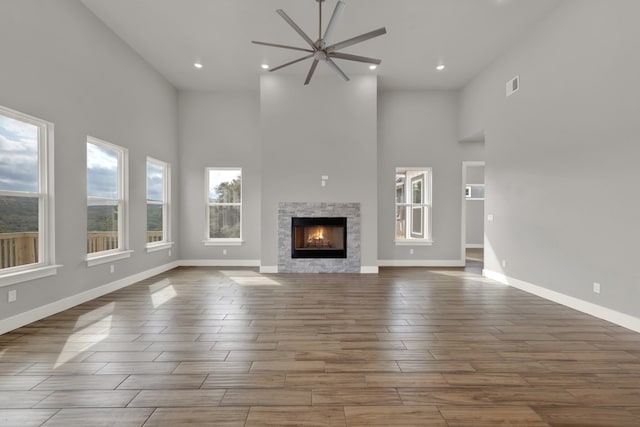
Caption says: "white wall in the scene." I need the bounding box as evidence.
[178,91,261,262]
[378,91,484,264]
[460,0,640,321]
[260,75,378,271]
[0,0,178,323]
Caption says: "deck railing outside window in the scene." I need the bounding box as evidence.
[0,231,162,269]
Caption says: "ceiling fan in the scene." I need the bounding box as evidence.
[252,0,387,85]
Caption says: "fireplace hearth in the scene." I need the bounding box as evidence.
[291,217,347,258]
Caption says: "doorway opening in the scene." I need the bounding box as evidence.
[462,161,485,269]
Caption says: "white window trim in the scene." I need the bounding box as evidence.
[394,167,433,245]
[202,239,244,246]
[86,249,133,267]
[394,239,434,246]
[0,105,60,287]
[203,167,243,245]
[86,136,131,266]
[145,157,172,251]
[146,242,174,253]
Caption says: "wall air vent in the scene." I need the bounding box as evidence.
[506,75,520,97]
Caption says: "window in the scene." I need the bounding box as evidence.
[86,137,131,265]
[395,168,432,244]
[0,105,58,286]
[146,157,172,251]
[205,168,242,244]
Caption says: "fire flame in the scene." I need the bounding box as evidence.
[308,227,324,242]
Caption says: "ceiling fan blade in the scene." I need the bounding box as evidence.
[329,52,381,65]
[252,41,314,53]
[276,9,317,49]
[304,60,320,85]
[322,0,346,46]
[269,54,314,72]
[325,57,349,82]
[326,27,387,52]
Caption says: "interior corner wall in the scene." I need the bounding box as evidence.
[377,91,484,263]
[459,0,640,320]
[178,91,261,262]
[259,75,378,270]
[0,0,179,323]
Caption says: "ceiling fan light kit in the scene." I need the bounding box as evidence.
[252,0,387,85]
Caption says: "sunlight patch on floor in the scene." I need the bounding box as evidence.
[149,278,177,308]
[430,269,506,286]
[55,313,112,368]
[73,302,116,329]
[220,270,283,286]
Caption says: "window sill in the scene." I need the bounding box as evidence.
[394,239,434,246]
[86,250,133,267]
[0,264,63,288]
[146,242,174,253]
[203,239,244,247]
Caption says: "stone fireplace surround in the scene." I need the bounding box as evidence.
[278,202,361,273]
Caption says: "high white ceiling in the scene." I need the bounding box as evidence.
[81,0,562,91]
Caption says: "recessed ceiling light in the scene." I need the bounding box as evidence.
[369,65,377,70]
[194,62,203,69]
[261,64,269,69]
[436,64,446,71]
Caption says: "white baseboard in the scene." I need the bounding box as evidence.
[378,259,465,268]
[483,269,640,334]
[465,244,484,249]
[0,261,179,335]
[259,266,278,274]
[360,266,379,274]
[180,259,260,267]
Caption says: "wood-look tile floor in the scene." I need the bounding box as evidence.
[2,262,640,426]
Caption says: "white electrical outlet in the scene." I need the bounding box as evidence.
[168,250,172,257]
[409,248,414,255]
[593,282,601,294]
[223,249,227,255]
[110,264,115,274]
[8,289,17,303]
[488,214,494,222]
[502,259,507,268]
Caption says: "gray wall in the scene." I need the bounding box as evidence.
[178,91,261,261]
[0,0,178,321]
[459,0,640,318]
[378,91,484,263]
[260,75,378,270]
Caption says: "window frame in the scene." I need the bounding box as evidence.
[0,105,59,287]
[203,167,243,246]
[86,136,131,266]
[145,157,173,252]
[394,167,433,246]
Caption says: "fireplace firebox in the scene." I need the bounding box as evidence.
[291,217,347,259]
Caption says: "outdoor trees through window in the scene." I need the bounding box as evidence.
[207,168,242,240]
